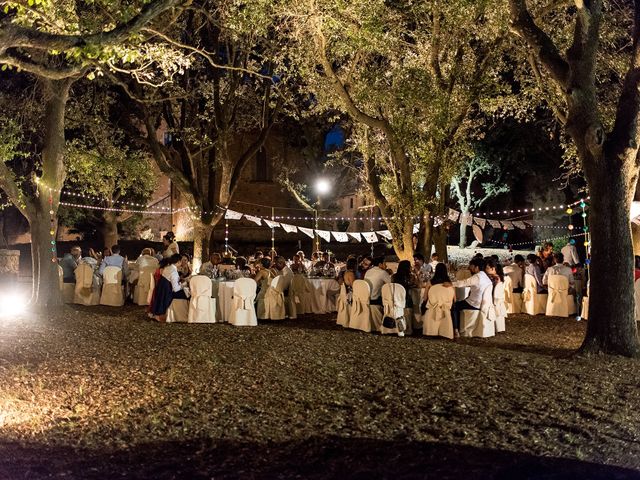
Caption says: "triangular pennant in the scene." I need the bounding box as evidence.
[224,209,243,220]
[512,221,527,230]
[244,214,262,226]
[316,230,331,242]
[434,216,444,227]
[347,232,362,242]
[264,219,280,229]
[376,230,393,240]
[281,223,298,234]
[362,232,378,243]
[299,227,315,239]
[332,231,349,242]
[488,219,501,228]
[448,208,460,222]
[474,217,486,229]
[460,213,473,226]
[413,223,420,234]
[501,221,514,230]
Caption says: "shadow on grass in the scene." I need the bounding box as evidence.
[1,436,638,480]
[461,339,577,358]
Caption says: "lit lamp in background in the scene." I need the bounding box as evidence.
[314,178,331,252]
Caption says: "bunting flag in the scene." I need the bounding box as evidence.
[474,217,487,229]
[224,209,243,220]
[460,213,473,227]
[512,221,527,230]
[413,223,420,234]
[316,230,331,242]
[501,221,514,230]
[488,219,502,228]
[448,208,460,222]
[376,230,393,240]
[264,219,280,229]
[244,214,262,226]
[362,232,378,243]
[332,231,349,242]
[348,232,362,242]
[299,227,315,238]
[281,223,298,234]
[434,216,444,227]
[523,220,533,227]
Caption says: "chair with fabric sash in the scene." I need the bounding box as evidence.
[229,278,258,326]
[188,275,216,323]
[422,284,454,339]
[74,263,100,306]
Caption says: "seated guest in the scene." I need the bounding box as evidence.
[222,251,235,265]
[161,231,179,258]
[99,244,129,279]
[235,256,252,275]
[525,254,547,293]
[296,250,312,270]
[485,258,504,288]
[451,258,492,337]
[338,257,358,293]
[503,254,525,293]
[364,256,391,305]
[199,252,222,277]
[148,257,169,317]
[391,260,416,308]
[427,253,440,277]
[177,254,192,280]
[413,253,429,283]
[61,246,82,283]
[274,256,293,279]
[290,253,308,274]
[150,254,188,321]
[136,248,160,270]
[357,255,373,279]
[317,252,335,274]
[421,263,455,312]
[543,252,575,291]
[561,239,580,267]
[254,251,264,262]
[538,241,554,267]
[253,257,274,295]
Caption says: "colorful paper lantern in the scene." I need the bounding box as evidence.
[566,208,573,214]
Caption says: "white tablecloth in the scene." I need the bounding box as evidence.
[211,280,235,322]
[307,278,340,314]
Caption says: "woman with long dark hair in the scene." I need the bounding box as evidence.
[391,260,417,308]
[421,263,455,312]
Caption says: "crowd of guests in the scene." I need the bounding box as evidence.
[60,230,593,333]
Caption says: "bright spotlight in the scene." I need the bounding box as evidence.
[0,291,27,317]
[315,178,331,196]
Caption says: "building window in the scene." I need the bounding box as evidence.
[254,147,269,182]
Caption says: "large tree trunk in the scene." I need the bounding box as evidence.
[458,220,468,249]
[193,221,214,272]
[392,220,415,261]
[102,212,119,249]
[580,156,639,356]
[30,208,62,308]
[416,211,434,259]
[433,225,448,262]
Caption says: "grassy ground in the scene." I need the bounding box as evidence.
[0,306,639,479]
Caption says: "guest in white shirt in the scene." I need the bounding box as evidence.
[413,253,430,283]
[426,253,440,277]
[364,256,391,305]
[543,252,575,291]
[451,258,493,336]
[162,253,188,299]
[503,254,525,293]
[136,248,160,270]
[273,256,293,292]
[560,240,580,267]
[161,231,179,258]
[98,245,129,279]
[199,252,222,277]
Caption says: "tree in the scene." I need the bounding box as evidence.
[0,0,186,307]
[509,0,640,356]
[116,0,284,265]
[451,151,509,248]
[285,0,509,261]
[62,91,157,247]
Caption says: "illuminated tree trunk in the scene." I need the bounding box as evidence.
[193,221,214,270]
[102,211,119,249]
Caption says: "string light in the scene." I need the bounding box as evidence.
[489,232,588,248]
[48,189,57,263]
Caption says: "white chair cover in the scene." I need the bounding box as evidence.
[423,284,454,339]
[288,274,308,319]
[229,278,258,326]
[349,280,374,333]
[58,264,75,303]
[493,281,507,333]
[461,285,496,338]
[503,275,522,314]
[134,267,156,306]
[188,275,217,323]
[301,277,314,314]
[336,284,350,328]
[522,274,548,315]
[100,266,124,306]
[263,275,286,320]
[166,299,189,322]
[380,283,407,336]
[74,263,100,305]
[546,275,570,317]
[635,279,640,322]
